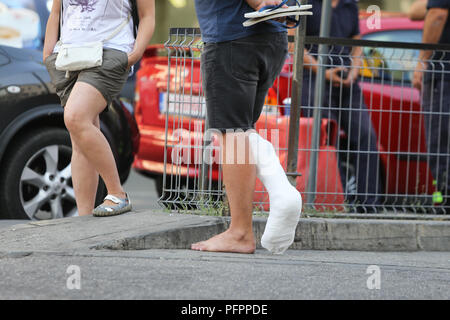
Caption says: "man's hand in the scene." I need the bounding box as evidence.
[413,7,449,91]
[245,0,287,11]
[343,68,359,87]
[326,67,346,87]
[413,62,426,91]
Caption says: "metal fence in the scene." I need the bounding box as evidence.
[159,27,450,215]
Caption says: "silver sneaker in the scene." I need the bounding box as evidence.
[93,194,132,217]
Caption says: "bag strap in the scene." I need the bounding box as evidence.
[102,13,132,43]
[58,0,63,41]
[130,0,139,38]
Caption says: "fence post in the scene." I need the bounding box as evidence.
[287,1,307,187]
[306,0,332,206]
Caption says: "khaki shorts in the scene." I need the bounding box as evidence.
[44,48,130,108]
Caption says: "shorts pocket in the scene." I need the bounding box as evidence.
[45,54,70,90]
[119,51,129,71]
[230,42,259,82]
[43,53,56,65]
[270,46,288,82]
[201,42,219,66]
[101,50,129,77]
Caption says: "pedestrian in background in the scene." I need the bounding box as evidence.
[43,0,155,216]
[408,0,428,21]
[300,0,384,213]
[413,0,450,213]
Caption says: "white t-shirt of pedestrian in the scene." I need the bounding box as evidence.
[55,0,135,54]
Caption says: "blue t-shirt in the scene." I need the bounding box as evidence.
[426,0,450,81]
[194,0,286,43]
[305,0,360,68]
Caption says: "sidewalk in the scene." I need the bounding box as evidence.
[0,210,449,300]
[0,210,449,253]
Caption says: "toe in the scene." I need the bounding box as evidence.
[191,242,204,251]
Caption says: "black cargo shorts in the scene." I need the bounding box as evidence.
[201,32,288,132]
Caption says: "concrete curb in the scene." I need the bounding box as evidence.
[93,215,450,252]
[0,210,449,253]
[237,217,450,251]
[283,218,449,251]
[96,218,228,250]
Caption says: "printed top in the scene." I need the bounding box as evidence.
[54,0,135,54]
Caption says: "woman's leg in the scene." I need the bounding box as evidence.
[70,116,100,215]
[64,82,126,209]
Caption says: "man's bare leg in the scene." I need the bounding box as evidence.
[191,132,256,253]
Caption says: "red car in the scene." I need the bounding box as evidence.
[133,16,434,210]
[133,44,343,209]
[274,16,433,200]
[359,17,433,198]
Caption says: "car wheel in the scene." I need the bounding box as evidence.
[0,127,106,220]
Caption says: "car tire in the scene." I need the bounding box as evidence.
[0,127,107,220]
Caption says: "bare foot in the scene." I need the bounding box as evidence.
[191,229,256,254]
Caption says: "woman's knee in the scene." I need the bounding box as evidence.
[70,137,81,154]
[64,106,89,133]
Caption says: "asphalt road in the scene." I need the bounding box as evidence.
[123,169,161,211]
[0,249,449,300]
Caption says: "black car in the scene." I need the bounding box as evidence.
[0,45,139,220]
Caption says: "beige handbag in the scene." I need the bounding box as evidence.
[55,4,131,78]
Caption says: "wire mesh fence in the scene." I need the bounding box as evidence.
[159,27,450,215]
